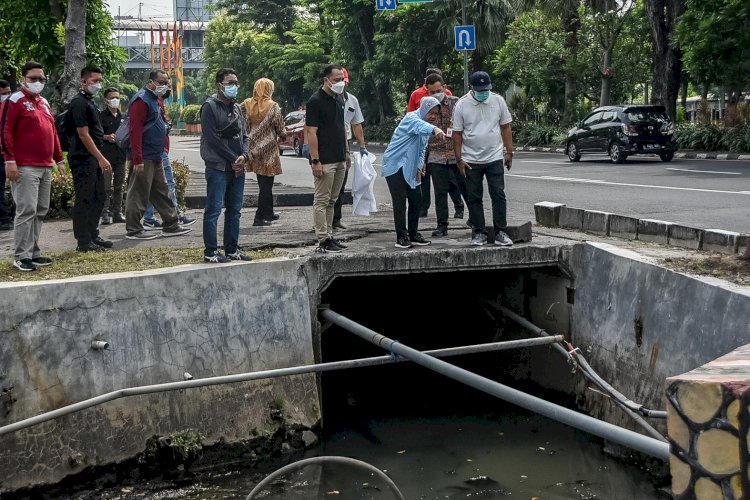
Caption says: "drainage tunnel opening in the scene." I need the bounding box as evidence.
[316,269,669,499]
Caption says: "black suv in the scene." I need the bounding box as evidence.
[565,105,677,163]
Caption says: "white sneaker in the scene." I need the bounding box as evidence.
[471,233,488,246]
[494,231,513,246]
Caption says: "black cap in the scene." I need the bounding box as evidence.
[470,71,492,91]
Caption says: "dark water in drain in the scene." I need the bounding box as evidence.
[82,409,665,499]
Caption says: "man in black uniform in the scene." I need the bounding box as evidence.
[67,65,112,252]
[99,87,126,224]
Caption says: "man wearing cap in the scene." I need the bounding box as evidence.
[332,67,368,231]
[452,70,514,247]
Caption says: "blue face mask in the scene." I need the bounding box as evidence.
[223,84,238,100]
[473,90,490,102]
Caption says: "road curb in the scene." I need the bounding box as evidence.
[515,145,750,160]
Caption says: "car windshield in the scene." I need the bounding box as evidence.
[626,109,668,123]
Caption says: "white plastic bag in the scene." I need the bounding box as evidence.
[351,151,378,216]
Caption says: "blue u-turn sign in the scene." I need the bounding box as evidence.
[376,0,397,10]
[454,25,476,51]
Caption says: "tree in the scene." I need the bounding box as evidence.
[644,0,686,119]
[677,0,750,106]
[0,0,124,105]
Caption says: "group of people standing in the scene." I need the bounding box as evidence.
[0,60,514,271]
[382,68,515,248]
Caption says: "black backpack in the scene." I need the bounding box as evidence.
[54,111,71,152]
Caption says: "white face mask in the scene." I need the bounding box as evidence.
[330,81,346,95]
[24,81,45,95]
[107,98,120,109]
[153,85,169,97]
[0,94,9,102]
[87,83,102,95]
[431,92,446,103]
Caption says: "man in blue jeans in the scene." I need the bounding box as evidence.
[200,68,251,263]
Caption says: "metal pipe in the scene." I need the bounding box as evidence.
[498,305,669,428]
[0,336,561,436]
[320,308,669,460]
[245,456,405,500]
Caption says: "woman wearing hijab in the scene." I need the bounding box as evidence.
[381,96,445,249]
[241,78,286,226]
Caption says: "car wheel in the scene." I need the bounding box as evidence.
[567,142,581,162]
[609,143,625,164]
[294,139,302,157]
[659,152,674,162]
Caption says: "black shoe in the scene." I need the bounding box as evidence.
[77,242,105,252]
[331,237,347,249]
[395,236,413,249]
[204,251,231,263]
[253,219,273,227]
[454,208,464,219]
[13,259,36,271]
[431,226,448,237]
[332,220,346,230]
[0,222,11,231]
[93,236,114,248]
[112,212,126,223]
[318,237,343,253]
[419,209,428,218]
[271,213,280,221]
[227,249,253,261]
[162,226,192,237]
[31,256,53,266]
[409,232,431,246]
[101,211,112,225]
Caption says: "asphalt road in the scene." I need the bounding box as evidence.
[170,136,750,232]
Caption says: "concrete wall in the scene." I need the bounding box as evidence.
[562,242,750,431]
[0,259,318,492]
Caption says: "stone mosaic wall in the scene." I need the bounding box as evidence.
[667,343,750,499]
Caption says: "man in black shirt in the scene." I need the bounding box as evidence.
[67,65,112,252]
[305,64,347,253]
[99,87,125,225]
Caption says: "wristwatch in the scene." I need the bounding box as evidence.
[504,151,514,156]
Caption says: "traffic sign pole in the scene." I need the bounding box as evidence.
[462,4,468,94]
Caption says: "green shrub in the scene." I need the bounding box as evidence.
[513,122,567,146]
[181,104,202,124]
[674,123,750,152]
[170,157,191,210]
[365,114,402,143]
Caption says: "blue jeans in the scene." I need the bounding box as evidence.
[144,152,179,221]
[203,167,245,255]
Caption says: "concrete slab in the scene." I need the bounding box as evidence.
[669,224,704,251]
[703,229,740,254]
[738,235,749,256]
[559,207,585,230]
[609,214,639,240]
[582,210,610,236]
[534,201,565,227]
[638,219,671,245]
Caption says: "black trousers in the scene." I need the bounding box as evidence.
[385,170,422,240]
[428,163,468,229]
[255,174,275,221]
[464,159,507,235]
[69,155,105,246]
[421,164,466,214]
[0,157,11,223]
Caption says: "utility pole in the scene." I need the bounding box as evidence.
[462,3,468,94]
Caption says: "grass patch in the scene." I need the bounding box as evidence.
[662,254,750,287]
[0,247,278,282]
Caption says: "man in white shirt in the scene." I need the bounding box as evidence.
[332,68,368,230]
[452,71,514,247]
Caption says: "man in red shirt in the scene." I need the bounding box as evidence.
[0,61,66,271]
[406,68,453,112]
